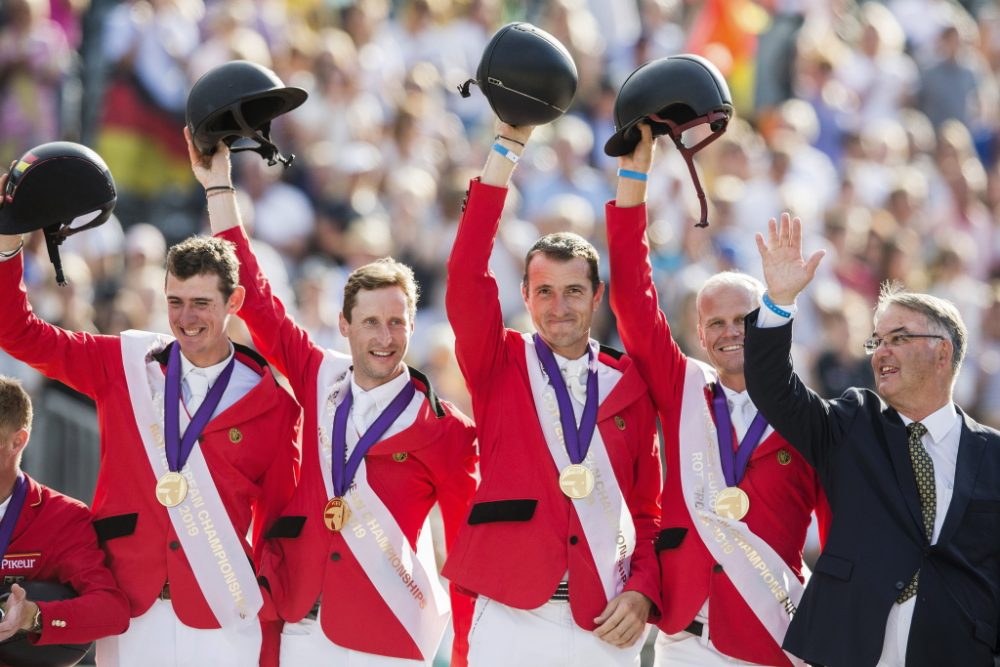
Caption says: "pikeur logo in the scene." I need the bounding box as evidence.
[2,552,40,571]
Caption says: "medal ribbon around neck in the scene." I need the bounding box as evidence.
[0,474,28,557]
[164,343,236,473]
[332,379,416,496]
[710,383,768,487]
[533,334,599,464]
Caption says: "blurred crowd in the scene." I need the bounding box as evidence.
[3,0,1000,430]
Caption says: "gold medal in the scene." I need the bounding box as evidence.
[715,486,750,520]
[156,472,188,507]
[559,464,595,499]
[323,497,351,532]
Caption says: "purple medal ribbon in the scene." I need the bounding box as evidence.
[710,383,769,487]
[0,474,27,560]
[164,343,236,473]
[331,378,416,497]
[533,334,599,464]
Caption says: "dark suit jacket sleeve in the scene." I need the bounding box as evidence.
[744,309,852,475]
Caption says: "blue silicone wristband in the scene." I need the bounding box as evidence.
[617,168,648,182]
[762,292,793,318]
[492,143,519,164]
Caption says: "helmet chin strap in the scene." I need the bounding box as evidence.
[648,110,730,228]
[228,114,296,168]
[42,223,66,286]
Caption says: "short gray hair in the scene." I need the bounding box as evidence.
[696,272,765,314]
[874,281,967,373]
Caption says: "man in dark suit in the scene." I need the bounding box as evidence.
[744,212,1000,667]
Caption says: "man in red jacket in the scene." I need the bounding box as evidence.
[186,129,478,667]
[606,123,829,667]
[0,174,301,666]
[444,119,662,666]
[0,375,129,646]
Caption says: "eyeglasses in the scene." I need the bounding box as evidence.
[863,332,946,355]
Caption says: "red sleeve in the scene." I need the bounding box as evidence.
[605,201,687,418]
[0,254,118,399]
[218,226,321,400]
[32,498,130,645]
[429,408,478,667]
[251,395,302,559]
[621,396,663,614]
[445,179,514,389]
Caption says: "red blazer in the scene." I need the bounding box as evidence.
[606,201,830,666]
[1,473,129,645]
[443,179,662,631]
[220,227,478,666]
[0,255,301,629]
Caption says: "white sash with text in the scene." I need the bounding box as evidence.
[120,330,262,627]
[679,358,806,666]
[522,334,635,603]
[316,354,451,660]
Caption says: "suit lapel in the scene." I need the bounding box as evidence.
[596,355,646,422]
[879,407,927,540]
[938,411,986,544]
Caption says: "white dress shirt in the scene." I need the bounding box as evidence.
[178,344,261,419]
[345,369,418,458]
[878,403,960,667]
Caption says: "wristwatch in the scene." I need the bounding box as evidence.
[27,605,41,634]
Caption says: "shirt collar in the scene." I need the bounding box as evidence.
[899,403,959,445]
[350,367,412,412]
[719,382,753,411]
[554,351,590,376]
[180,343,235,387]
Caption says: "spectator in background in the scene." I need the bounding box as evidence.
[0,0,72,158]
[918,24,983,130]
[812,290,876,398]
[836,2,917,128]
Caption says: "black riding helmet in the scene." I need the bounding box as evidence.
[459,22,578,127]
[0,141,117,285]
[186,60,308,168]
[604,55,734,227]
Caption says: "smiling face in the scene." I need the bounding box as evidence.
[697,282,757,392]
[870,304,953,418]
[522,254,604,360]
[339,286,413,390]
[165,272,244,368]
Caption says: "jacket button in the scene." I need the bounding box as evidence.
[330,552,341,562]
[169,541,181,550]
[569,535,579,545]
[713,563,723,573]
[895,581,905,590]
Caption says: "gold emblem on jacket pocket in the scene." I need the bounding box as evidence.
[229,428,243,444]
[615,416,626,430]
[777,449,792,465]
[392,452,408,462]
